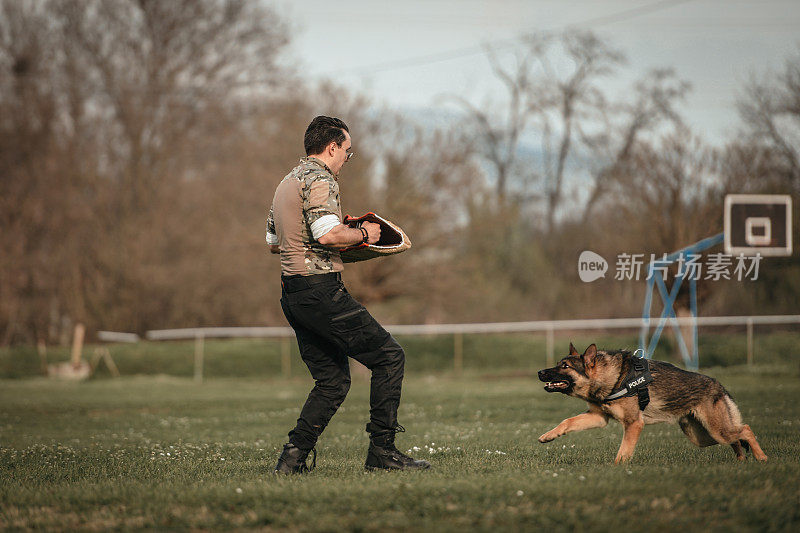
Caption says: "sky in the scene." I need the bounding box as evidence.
[266,0,800,145]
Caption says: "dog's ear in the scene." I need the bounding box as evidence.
[582,343,597,369]
[569,342,579,356]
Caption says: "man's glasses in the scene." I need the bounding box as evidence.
[334,142,355,162]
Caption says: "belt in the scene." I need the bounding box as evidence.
[281,272,341,293]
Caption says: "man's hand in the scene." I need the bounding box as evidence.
[360,221,381,244]
[269,245,280,254]
[318,222,376,248]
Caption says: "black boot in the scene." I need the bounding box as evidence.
[274,443,316,475]
[365,426,431,471]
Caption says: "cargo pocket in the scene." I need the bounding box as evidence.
[331,286,346,303]
[330,307,369,353]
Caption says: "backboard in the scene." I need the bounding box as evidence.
[724,194,792,256]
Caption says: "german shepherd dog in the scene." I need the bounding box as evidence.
[537,343,767,464]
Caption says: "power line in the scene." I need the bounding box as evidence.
[570,0,697,30]
[315,0,698,78]
[3,0,699,93]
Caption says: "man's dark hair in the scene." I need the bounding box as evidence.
[304,116,349,156]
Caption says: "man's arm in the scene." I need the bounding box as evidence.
[317,221,380,249]
[304,177,380,249]
[266,205,279,254]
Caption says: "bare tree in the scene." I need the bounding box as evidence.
[580,68,690,223]
[450,34,552,204]
[454,30,624,231]
[737,49,800,189]
[0,0,290,343]
[55,0,288,209]
[538,31,625,232]
[595,125,717,256]
[0,0,67,344]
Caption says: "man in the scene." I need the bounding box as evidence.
[267,116,430,473]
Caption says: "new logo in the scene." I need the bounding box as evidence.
[578,251,608,282]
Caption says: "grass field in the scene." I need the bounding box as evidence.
[3,330,799,379]
[2,351,799,530]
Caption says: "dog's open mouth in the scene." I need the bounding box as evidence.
[544,380,571,392]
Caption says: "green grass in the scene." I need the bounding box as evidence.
[3,330,799,379]
[1,362,799,530]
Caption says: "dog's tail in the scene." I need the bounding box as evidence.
[722,390,743,427]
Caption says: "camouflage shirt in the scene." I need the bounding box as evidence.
[266,157,344,276]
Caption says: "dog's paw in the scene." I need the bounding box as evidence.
[614,454,633,465]
[538,431,558,443]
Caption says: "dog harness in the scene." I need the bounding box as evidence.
[603,350,653,410]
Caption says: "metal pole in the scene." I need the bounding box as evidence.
[746,318,754,366]
[690,277,699,368]
[640,277,654,355]
[546,325,554,368]
[281,337,291,378]
[454,333,463,376]
[194,333,204,384]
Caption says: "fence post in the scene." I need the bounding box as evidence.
[746,318,754,366]
[454,332,463,376]
[194,333,204,384]
[281,337,291,378]
[37,339,47,374]
[546,325,554,368]
[71,323,85,369]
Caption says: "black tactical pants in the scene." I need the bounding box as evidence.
[280,272,405,451]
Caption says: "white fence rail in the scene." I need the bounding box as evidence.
[97,331,140,343]
[133,315,800,382]
[145,315,800,339]
[146,327,293,340]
